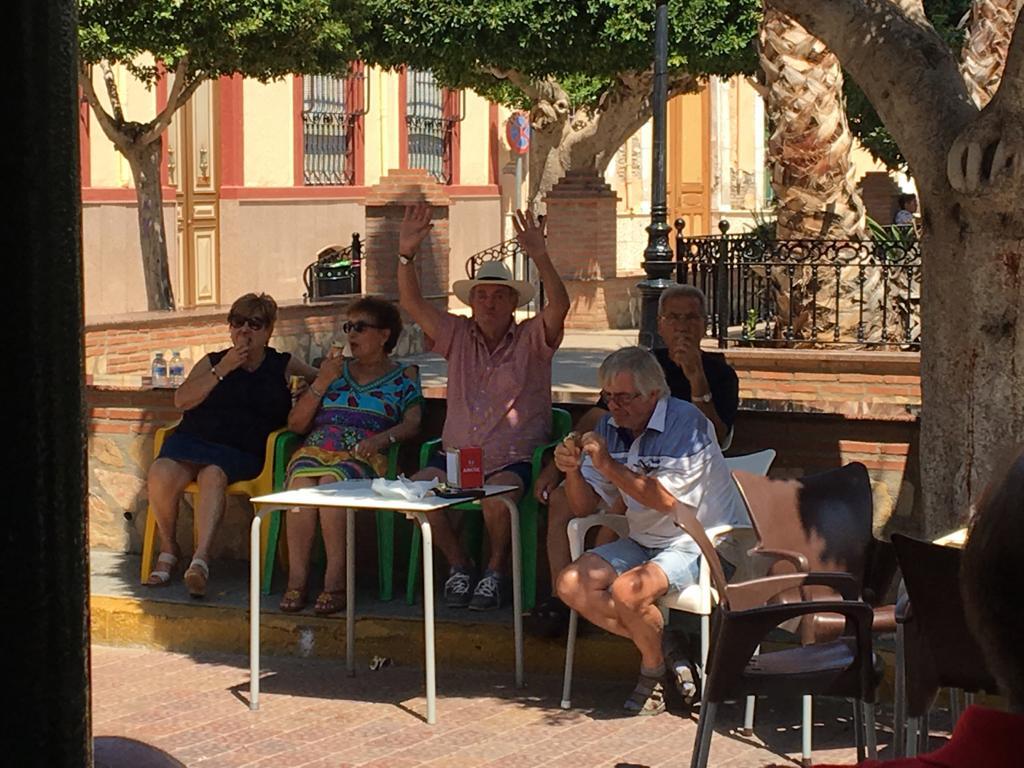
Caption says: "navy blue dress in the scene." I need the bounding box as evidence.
[158,347,292,482]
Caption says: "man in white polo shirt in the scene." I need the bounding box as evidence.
[554,346,748,716]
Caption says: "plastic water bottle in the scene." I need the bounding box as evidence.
[151,352,168,388]
[169,351,185,387]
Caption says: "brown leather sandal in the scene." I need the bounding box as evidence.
[279,588,308,613]
[314,589,346,616]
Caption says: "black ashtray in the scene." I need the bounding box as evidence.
[434,483,486,499]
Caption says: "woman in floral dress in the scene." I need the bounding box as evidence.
[280,297,422,614]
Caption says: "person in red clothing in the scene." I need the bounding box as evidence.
[812,445,1024,768]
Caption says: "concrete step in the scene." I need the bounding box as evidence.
[90,549,640,682]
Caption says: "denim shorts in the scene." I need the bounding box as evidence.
[589,536,733,594]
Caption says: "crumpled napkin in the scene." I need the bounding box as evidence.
[371,476,439,501]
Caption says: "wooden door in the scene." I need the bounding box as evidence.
[667,86,711,237]
[167,79,221,308]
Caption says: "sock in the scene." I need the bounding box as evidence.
[641,663,666,679]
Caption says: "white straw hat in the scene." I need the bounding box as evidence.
[452,261,536,308]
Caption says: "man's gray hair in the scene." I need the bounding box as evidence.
[598,346,669,399]
[658,284,707,317]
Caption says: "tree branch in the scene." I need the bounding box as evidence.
[99,60,125,124]
[767,0,976,188]
[139,58,200,145]
[78,63,131,154]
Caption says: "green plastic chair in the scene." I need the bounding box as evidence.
[261,439,402,600]
[404,407,572,612]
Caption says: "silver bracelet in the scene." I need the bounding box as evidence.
[309,383,325,399]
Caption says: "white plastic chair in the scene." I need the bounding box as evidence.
[559,448,776,710]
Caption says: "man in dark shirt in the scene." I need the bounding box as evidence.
[527,284,739,636]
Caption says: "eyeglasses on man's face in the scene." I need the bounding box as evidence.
[659,311,704,325]
[343,320,384,334]
[228,315,267,331]
[600,390,643,407]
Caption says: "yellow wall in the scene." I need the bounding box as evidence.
[367,68,402,186]
[460,90,490,186]
[242,78,293,187]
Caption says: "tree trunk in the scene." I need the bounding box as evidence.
[760,7,866,240]
[519,71,697,208]
[124,135,175,311]
[960,0,1023,108]
[918,207,1024,535]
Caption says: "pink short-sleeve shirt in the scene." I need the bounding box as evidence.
[432,313,559,474]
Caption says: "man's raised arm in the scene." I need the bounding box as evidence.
[397,203,444,341]
[513,210,569,348]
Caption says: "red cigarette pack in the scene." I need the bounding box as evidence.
[458,446,484,488]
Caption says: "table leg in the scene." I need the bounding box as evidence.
[414,511,437,725]
[498,497,524,688]
[346,507,355,677]
[249,510,265,711]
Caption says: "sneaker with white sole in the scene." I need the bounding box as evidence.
[468,570,503,611]
[444,567,475,608]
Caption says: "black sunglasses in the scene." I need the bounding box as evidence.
[343,320,384,334]
[228,315,267,331]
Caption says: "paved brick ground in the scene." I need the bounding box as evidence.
[91,644,914,768]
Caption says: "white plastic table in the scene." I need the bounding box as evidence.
[248,480,523,723]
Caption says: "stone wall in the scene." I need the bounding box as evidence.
[85,294,441,387]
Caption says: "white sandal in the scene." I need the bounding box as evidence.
[145,552,178,587]
[184,557,210,598]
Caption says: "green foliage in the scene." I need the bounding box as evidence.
[77,0,363,86]
[357,0,761,109]
[844,0,970,169]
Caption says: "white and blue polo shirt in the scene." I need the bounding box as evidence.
[580,396,748,549]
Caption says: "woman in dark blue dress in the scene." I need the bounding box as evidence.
[145,293,316,597]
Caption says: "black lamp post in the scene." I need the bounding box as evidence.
[637,0,674,351]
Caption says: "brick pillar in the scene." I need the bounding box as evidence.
[543,169,624,330]
[363,169,451,299]
[543,168,619,280]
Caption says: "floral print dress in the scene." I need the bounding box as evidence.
[286,360,421,481]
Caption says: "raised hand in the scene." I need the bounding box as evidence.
[512,209,547,257]
[399,203,434,257]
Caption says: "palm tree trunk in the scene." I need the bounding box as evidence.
[758,6,895,345]
[960,0,1023,108]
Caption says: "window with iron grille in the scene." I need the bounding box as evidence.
[405,70,460,184]
[302,67,364,185]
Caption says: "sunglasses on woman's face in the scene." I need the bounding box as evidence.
[228,315,266,331]
[343,320,383,334]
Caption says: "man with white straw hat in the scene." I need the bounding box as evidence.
[398,203,569,610]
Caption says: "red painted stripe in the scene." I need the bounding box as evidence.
[219,185,369,200]
[219,75,244,187]
[293,75,305,187]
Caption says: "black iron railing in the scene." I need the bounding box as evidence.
[675,220,921,349]
[465,236,544,315]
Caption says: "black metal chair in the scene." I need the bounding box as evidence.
[667,501,878,768]
[891,534,999,756]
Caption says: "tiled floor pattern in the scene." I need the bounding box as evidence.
[91,644,915,767]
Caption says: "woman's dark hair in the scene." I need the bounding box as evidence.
[348,296,403,354]
[897,193,916,210]
[961,445,1024,706]
[228,293,278,327]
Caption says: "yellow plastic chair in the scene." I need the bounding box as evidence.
[139,422,296,592]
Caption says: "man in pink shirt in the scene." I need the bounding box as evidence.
[398,203,569,610]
